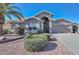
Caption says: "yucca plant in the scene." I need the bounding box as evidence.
[0,3,24,34]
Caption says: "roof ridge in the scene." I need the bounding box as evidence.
[35,10,53,17]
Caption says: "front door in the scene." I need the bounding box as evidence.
[41,17,49,33]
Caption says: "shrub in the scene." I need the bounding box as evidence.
[4,29,9,34]
[24,34,48,52]
[72,25,78,33]
[29,30,37,35]
[47,34,51,41]
[37,30,44,34]
[17,27,24,35]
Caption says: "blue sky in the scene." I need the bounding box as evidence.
[11,3,79,24]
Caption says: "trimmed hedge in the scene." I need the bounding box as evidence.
[24,34,47,52]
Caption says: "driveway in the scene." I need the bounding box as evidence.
[51,33,79,54]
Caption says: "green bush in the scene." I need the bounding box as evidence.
[24,34,47,52]
[37,30,44,34]
[17,27,24,35]
[4,29,9,34]
[29,31,37,35]
[73,25,78,33]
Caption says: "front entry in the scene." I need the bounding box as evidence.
[41,17,49,33]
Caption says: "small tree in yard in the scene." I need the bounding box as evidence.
[0,3,24,35]
[17,27,24,35]
[73,25,78,33]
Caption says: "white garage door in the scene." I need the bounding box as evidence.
[52,25,70,33]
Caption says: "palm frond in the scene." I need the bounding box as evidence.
[0,3,11,6]
[8,10,24,19]
[13,11,24,18]
[5,15,12,20]
[0,3,24,22]
[11,14,23,20]
[8,6,21,10]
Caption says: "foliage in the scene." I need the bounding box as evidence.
[17,27,24,35]
[0,3,24,34]
[24,34,48,52]
[0,3,24,24]
[73,25,78,33]
[3,29,9,34]
[37,30,44,34]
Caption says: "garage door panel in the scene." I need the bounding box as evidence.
[52,25,70,33]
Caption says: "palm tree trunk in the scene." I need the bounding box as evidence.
[0,24,3,34]
[0,15,4,35]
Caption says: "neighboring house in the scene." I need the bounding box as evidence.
[8,10,79,33]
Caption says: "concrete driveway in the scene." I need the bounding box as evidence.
[51,33,79,55]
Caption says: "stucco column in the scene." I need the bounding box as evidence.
[49,20,52,33]
[41,21,44,31]
[9,23,11,30]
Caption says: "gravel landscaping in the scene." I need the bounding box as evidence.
[0,37,73,55]
[0,35,24,43]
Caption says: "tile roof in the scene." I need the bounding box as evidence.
[35,10,53,17]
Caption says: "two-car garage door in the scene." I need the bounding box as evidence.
[52,25,71,33]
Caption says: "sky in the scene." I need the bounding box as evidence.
[11,3,79,24]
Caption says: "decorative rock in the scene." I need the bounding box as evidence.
[0,36,5,40]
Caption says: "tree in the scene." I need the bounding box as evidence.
[0,3,24,35]
[73,25,78,33]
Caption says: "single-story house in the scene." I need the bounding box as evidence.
[7,10,79,33]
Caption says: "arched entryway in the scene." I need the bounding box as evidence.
[41,17,49,33]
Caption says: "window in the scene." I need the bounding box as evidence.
[28,22,40,30]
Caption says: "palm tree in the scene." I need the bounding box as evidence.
[0,3,24,35]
